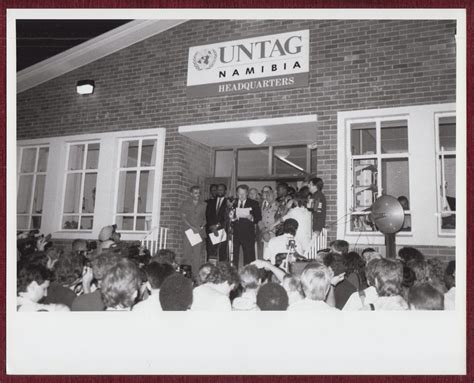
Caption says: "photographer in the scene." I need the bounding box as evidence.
[265,218,304,266]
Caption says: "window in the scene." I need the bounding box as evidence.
[349,118,410,232]
[17,146,49,230]
[61,142,100,231]
[115,138,157,232]
[436,114,456,233]
[17,128,165,240]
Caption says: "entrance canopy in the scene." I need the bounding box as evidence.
[178,114,318,147]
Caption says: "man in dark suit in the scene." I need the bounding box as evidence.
[205,183,229,262]
[231,184,262,268]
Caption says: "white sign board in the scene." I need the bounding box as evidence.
[187,29,310,97]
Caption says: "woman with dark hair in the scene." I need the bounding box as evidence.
[344,251,368,292]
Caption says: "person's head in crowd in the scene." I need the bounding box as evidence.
[17,263,52,303]
[209,184,218,199]
[159,274,193,311]
[282,218,299,237]
[144,262,175,291]
[91,252,125,286]
[72,239,88,255]
[101,258,142,310]
[373,258,404,297]
[308,177,324,194]
[361,248,382,264]
[276,183,289,199]
[398,196,410,210]
[98,225,117,242]
[300,262,333,301]
[344,251,365,276]
[20,251,49,270]
[444,260,455,291]
[365,259,380,287]
[282,275,304,305]
[325,252,346,277]
[398,247,424,264]
[236,184,249,202]
[426,258,447,293]
[262,186,275,203]
[217,183,227,198]
[197,263,215,286]
[294,191,308,208]
[97,240,117,254]
[256,282,289,311]
[150,249,178,269]
[239,265,261,293]
[206,262,240,295]
[330,240,349,255]
[402,265,417,290]
[249,188,259,201]
[406,258,430,285]
[408,283,444,310]
[45,247,62,270]
[298,185,310,200]
[287,186,296,197]
[52,251,84,287]
[189,185,201,202]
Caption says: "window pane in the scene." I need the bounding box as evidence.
[17,215,29,230]
[136,216,150,231]
[273,146,307,176]
[215,150,233,177]
[353,159,378,211]
[32,175,46,214]
[141,139,157,167]
[400,214,412,232]
[310,148,317,174]
[381,158,410,201]
[439,154,456,230]
[116,216,134,231]
[21,148,37,173]
[62,216,79,229]
[63,173,82,214]
[439,116,456,151]
[80,216,94,230]
[116,171,136,213]
[37,147,49,172]
[381,120,408,153]
[17,175,34,214]
[120,141,139,168]
[238,148,268,177]
[68,144,85,170]
[82,173,97,213]
[351,122,376,155]
[86,143,100,169]
[31,216,42,230]
[137,170,154,214]
[350,214,376,232]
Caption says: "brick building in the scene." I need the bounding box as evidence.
[16,19,457,261]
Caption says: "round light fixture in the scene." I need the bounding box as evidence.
[248,132,267,145]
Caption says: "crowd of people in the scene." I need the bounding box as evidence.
[17,221,456,311]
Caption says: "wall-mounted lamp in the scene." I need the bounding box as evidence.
[248,132,267,145]
[76,80,95,95]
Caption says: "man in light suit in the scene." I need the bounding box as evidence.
[205,183,229,262]
[258,186,279,260]
[231,184,262,267]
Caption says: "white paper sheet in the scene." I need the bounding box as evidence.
[209,229,227,245]
[236,207,252,219]
[185,228,202,246]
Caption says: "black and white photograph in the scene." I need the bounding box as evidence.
[6,8,467,375]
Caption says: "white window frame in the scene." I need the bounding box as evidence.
[435,112,456,237]
[17,128,166,241]
[16,144,50,231]
[337,103,456,247]
[347,117,411,236]
[60,141,101,232]
[114,137,159,233]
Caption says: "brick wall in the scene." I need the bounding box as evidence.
[17,19,456,257]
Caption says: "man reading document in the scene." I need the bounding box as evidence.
[231,184,262,267]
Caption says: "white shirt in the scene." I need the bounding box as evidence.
[133,290,162,313]
[216,197,224,211]
[444,287,455,310]
[288,298,338,311]
[232,290,259,311]
[191,284,231,311]
[342,286,378,311]
[265,233,303,265]
[282,207,312,252]
[373,295,409,311]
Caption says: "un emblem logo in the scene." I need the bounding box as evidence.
[193,48,217,71]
